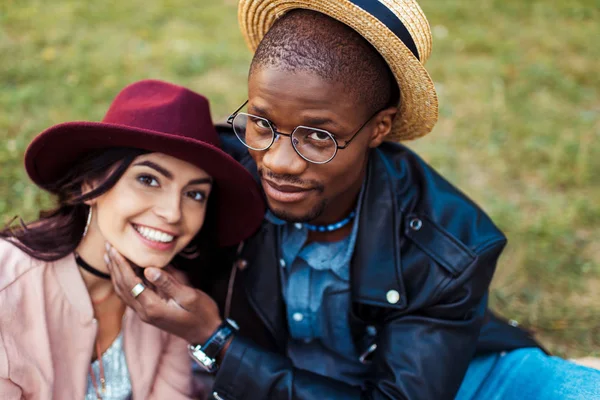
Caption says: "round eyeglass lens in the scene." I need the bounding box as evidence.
[292,127,337,163]
[232,113,274,150]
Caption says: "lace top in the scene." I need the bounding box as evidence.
[85,333,132,400]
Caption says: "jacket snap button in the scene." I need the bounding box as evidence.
[386,290,400,304]
[234,259,248,271]
[409,218,423,231]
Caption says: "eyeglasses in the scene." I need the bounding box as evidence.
[227,100,380,164]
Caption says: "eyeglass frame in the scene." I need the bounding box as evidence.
[226,100,383,164]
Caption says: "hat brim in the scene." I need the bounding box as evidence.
[238,0,439,141]
[25,121,265,247]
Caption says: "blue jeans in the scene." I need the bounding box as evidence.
[456,348,600,400]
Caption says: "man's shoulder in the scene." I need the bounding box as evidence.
[375,142,506,256]
[351,143,506,311]
[217,123,251,159]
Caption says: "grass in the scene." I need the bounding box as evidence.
[1,0,598,357]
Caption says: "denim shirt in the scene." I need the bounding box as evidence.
[266,183,369,385]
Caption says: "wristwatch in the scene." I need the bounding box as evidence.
[188,319,239,373]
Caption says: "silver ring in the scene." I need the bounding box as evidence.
[130,283,146,298]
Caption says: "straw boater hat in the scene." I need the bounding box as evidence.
[25,79,265,246]
[238,0,438,141]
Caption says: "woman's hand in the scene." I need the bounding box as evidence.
[104,243,222,344]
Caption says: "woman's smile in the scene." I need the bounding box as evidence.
[131,223,178,251]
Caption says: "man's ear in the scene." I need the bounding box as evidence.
[368,107,398,148]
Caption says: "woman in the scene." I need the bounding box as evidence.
[0,79,264,399]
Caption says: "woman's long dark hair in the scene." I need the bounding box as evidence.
[1,147,217,271]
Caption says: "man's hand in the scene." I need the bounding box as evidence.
[104,243,222,344]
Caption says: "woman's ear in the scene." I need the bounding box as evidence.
[81,181,98,206]
[368,107,398,148]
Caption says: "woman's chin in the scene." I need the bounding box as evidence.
[130,259,170,269]
[118,251,172,270]
[140,264,168,269]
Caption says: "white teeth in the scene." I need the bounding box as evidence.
[134,225,174,243]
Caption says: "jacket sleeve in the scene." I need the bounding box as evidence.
[210,240,504,400]
[0,379,22,400]
[148,333,194,399]
[0,332,23,400]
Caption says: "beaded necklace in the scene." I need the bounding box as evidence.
[304,211,357,232]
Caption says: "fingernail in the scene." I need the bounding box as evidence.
[110,247,117,257]
[146,269,160,282]
[103,253,110,265]
[105,242,111,251]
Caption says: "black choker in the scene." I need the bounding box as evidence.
[74,253,111,280]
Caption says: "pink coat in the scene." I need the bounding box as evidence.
[0,240,193,399]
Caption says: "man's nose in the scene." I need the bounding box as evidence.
[261,133,308,176]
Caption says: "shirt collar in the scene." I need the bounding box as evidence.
[274,178,368,280]
[265,209,286,225]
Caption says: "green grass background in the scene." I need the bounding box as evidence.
[1,0,598,356]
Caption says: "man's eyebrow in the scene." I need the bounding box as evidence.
[249,105,342,130]
[249,104,270,116]
[302,116,341,129]
[133,161,173,179]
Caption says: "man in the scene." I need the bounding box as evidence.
[105,1,600,399]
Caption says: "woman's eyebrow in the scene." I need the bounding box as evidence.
[134,160,213,186]
[133,161,173,179]
[188,177,213,186]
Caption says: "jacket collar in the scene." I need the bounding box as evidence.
[53,253,95,323]
[240,147,409,343]
[351,148,407,309]
[241,222,288,349]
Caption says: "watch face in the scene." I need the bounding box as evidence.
[189,345,216,372]
[190,350,216,372]
[188,319,239,374]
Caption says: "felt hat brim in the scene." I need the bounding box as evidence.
[25,121,265,247]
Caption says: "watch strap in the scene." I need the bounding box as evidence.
[189,319,239,373]
[201,319,239,359]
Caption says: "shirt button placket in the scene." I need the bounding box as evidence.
[292,312,304,322]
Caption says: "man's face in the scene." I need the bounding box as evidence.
[247,67,379,224]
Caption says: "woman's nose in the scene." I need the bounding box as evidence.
[154,194,182,224]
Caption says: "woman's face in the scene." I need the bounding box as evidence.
[90,152,212,269]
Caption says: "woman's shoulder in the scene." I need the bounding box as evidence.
[0,239,47,292]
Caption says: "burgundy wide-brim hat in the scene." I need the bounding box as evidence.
[25,79,265,247]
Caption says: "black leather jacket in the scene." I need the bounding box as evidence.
[204,126,541,400]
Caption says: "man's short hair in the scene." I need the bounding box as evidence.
[249,9,400,118]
